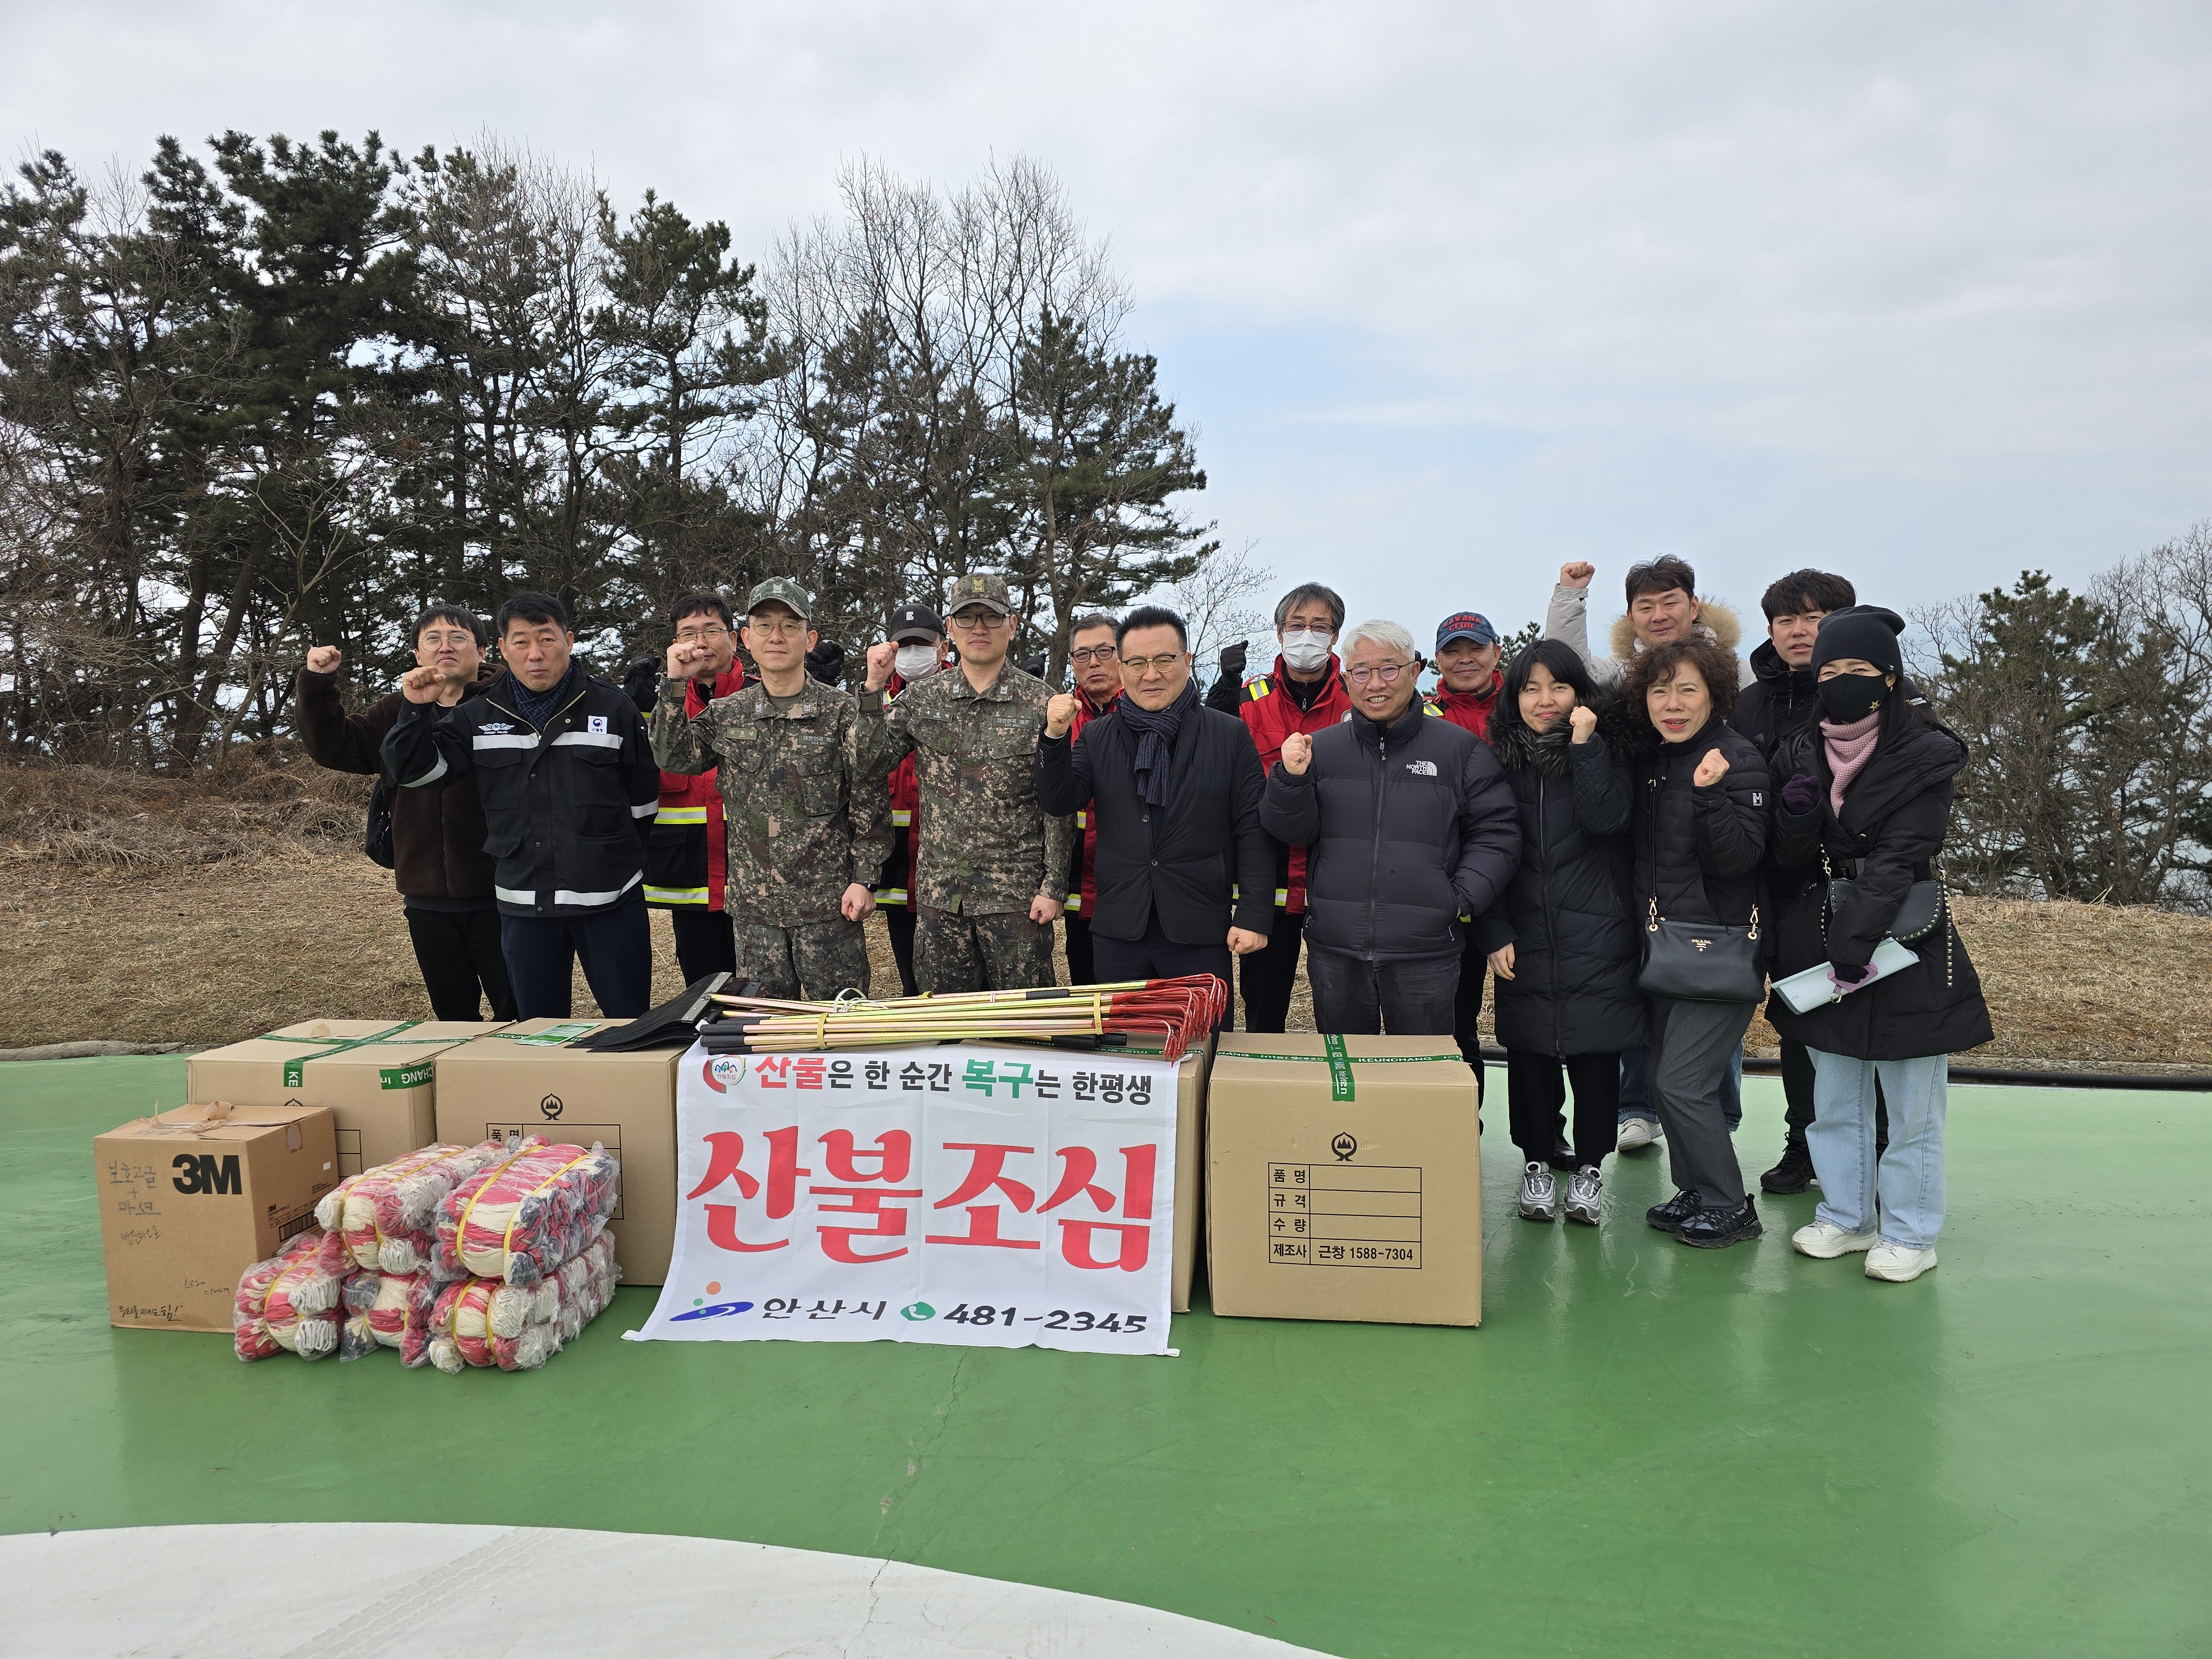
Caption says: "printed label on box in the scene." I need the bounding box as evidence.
[1266,1161,1422,1269]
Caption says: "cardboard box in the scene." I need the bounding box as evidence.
[434,1020,681,1285]
[1129,1039,1212,1315]
[1206,1034,1481,1327]
[95,1102,340,1332]
[187,1020,509,1178]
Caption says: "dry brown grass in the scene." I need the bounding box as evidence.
[4,761,2208,1068]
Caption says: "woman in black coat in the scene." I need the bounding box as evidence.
[1626,637,1772,1250]
[1476,641,1646,1227]
[1766,607,1992,1285]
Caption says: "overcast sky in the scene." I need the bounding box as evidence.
[8,0,2208,648]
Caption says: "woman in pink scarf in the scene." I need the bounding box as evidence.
[1761,607,1992,1284]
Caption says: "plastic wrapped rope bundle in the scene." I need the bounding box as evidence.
[435,1140,618,1287]
[316,1140,521,1275]
[233,1228,352,1362]
[424,1234,621,1374]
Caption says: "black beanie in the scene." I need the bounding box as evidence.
[1812,606,1905,677]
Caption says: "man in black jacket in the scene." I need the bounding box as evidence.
[296,605,517,1021]
[1262,618,1520,1035]
[383,591,661,1020]
[1036,606,1271,1015]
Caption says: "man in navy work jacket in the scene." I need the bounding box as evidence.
[383,590,661,1019]
[1263,617,1520,1036]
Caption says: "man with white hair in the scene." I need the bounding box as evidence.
[1261,618,1520,1035]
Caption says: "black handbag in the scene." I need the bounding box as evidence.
[1637,898,1765,1003]
[1825,854,1946,944]
[364,775,397,870]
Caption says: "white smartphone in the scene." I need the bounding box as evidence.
[1773,937,1920,1015]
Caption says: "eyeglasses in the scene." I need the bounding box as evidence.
[1121,651,1186,674]
[949,609,1006,629]
[745,616,806,638]
[1070,645,1120,665]
[1345,660,1410,687]
[675,624,729,645]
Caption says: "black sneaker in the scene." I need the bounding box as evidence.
[1645,1190,1702,1233]
[1678,1197,1764,1249]
[1548,1140,1580,1172]
[1760,1136,1815,1194]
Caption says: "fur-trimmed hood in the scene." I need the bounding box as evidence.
[1606,598,1744,662]
[1489,694,1645,774]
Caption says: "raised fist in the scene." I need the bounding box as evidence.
[1280,732,1313,776]
[1568,703,1598,744]
[305,645,343,675]
[1693,748,1731,788]
[665,641,711,680]
[399,665,442,705]
[1217,640,1249,679]
[864,640,898,692]
[1045,692,1078,739]
[1559,561,1596,591]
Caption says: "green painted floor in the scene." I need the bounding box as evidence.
[4,1057,2206,1658]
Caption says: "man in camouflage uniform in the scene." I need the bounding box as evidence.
[653,577,886,999]
[859,572,1072,992]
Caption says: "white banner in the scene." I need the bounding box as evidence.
[628,1041,1178,1355]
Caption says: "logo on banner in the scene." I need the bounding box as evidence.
[900,1302,936,1322]
[1331,1131,1358,1161]
[540,1094,564,1120]
[702,1054,747,1093]
[671,1300,755,1322]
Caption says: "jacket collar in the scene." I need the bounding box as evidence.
[1350,699,1427,750]
[685,665,748,713]
[1749,639,1815,701]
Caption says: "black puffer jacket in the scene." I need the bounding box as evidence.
[1730,640,1819,761]
[1261,701,1520,960]
[1474,699,1646,1056]
[1633,718,1771,937]
[1765,714,1993,1060]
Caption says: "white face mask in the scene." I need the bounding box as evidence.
[1280,629,1333,672]
[894,643,941,680]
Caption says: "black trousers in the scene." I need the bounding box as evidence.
[1065,912,1095,987]
[1506,1050,1620,1170]
[1782,1035,1888,1147]
[1451,929,1488,1068]
[404,906,518,1021]
[500,898,654,1020]
[1646,995,1755,1209]
[884,904,919,997]
[1306,946,1460,1036]
[1091,910,1234,1032]
[670,908,737,985]
[1238,911,1303,1034]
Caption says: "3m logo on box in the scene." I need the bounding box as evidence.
[171,1153,242,1196]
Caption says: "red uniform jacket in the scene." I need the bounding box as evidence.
[1234,655,1353,914]
[877,672,921,911]
[1424,672,1502,739]
[645,665,747,911]
[1063,684,1121,914]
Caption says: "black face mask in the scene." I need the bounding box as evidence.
[1817,671,1888,724]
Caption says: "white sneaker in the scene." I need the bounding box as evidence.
[1792,1219,1879,1259]
[1564,1165,1603,1225]
[1518,1162,1557,1222]
[1617,1118,1662,1152]
[1865,1241,1938,1282]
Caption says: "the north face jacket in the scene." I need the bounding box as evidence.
[1259,701,1520,961]
[382,669,661,918]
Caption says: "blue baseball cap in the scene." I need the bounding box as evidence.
[1435,612,1496,649]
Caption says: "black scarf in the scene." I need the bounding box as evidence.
[1120,680,1196,808]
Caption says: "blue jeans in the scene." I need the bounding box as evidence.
[1806,1050,1948,1249]
[1620,1045,1741,1131]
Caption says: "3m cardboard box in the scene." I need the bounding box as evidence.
[1206,1034,1481,1326]
[434,1020,680,1285]
[187,1020,509,1178]
[95,1102,339,1332]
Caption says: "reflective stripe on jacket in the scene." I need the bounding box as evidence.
[1232,655,1352,914]
[645,666,746,909]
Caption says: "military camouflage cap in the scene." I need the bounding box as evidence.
[945,572,1015,618]
[745,577,814,621]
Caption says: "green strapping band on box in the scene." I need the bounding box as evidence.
[271,1020,427,1089]
[1215,1037,1464,1104]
